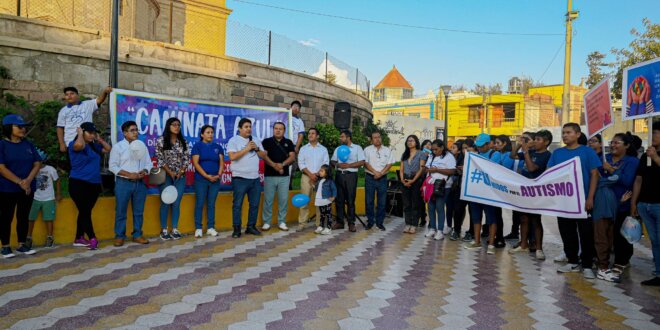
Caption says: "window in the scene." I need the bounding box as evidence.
[408,113,420,118]
[503,103,516,120]
[468,106,481,123]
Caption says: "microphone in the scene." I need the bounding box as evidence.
[248,135,257,151]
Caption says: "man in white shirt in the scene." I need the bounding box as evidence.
[57,86,113,154]
[364,131,394,231]
[228,118,278,238]
[288,100,306,188]
[297,127,329,231]
[108,120,153,247]
[331,130,366,232]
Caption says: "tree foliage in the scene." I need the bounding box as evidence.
[610,18,660,98]
[315,118,390,157]
[585,51,607,88]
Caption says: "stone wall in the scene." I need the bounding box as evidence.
[0,14,372,130]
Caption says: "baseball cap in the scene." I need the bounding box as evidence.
[80,122,98,133]
[474,133,491,147]
[2,114,32,126]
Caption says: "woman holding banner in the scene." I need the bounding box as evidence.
[593,133,639,282]
[156,118,191,240]
[400,135,426,234]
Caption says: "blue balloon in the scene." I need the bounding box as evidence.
[292,193,310,208]
[337,145,351,162]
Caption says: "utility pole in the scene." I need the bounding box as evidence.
[481,88,489,134]
[109,0,120,88]
[561,0,579,126]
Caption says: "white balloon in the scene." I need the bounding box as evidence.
[161,185,178,204]
[129,140,147,160]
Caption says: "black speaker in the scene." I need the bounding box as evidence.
[333,102,351,130]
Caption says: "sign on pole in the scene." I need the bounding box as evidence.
[584,77,613,138]
[622,57,660,121]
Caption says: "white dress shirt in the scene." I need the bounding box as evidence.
[298,142,329,174]
[331,143,365,173]
[364,145,394,175]
[109,139,153,177]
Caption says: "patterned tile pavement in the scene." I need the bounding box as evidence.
[2,212,660,330]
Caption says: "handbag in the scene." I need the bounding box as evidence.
[433,178,446,197]
[148,167,166,185]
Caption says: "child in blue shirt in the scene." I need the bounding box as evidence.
[547,123,601,279]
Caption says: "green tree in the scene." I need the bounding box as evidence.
[610,18,660,98]
[585,51,607,88]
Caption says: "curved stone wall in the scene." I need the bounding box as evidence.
[0,15,372,130]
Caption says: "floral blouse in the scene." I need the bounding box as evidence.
[156,136,191,173]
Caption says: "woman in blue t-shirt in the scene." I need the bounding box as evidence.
[0,114,42,258]
[192,125,225,238]
[68,122,111,250]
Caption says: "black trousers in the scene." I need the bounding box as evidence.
[402,179,423,227]
[614,212,634,265]
[335,172,358,225]
[558,217,594,268]
[510,211,522,236]
[447,187,467,232]
[494,207,504,242]
[69,178,101,240]
[319,204,333,228]
[0,191,33,246]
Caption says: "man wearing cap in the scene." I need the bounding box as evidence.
[57,86,112,155]
[108,121,152,246]
[364,131,394,231]
[331,130,366,232]
[0,114,41,258]
[464,133,500,254]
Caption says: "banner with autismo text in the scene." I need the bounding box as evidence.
[584,77,613,138]
[460,152,587,219]
[110,89,291,192]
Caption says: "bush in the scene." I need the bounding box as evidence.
[315,118,390,157]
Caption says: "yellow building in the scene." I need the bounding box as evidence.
[446,94,526,141]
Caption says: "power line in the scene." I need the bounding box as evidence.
[231,0,564,37]
[537,42,565,83]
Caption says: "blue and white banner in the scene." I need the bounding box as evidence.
[460,152,587,219]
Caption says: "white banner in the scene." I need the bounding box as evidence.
[460,153,587,219]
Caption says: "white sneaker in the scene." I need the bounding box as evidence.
[278,223,289,231]
[315,226,324,234]
[434,231,444,241]
[487,245,495,255]
[554,251,568,263]
[597,269,621,283]
[424,228,436,238]
[557,263,581,273]
[442,227,452,235]
[583,268,596,279]
[321,228,331,235]
[206,228,219,237]
[536,250,546,260]
[262,223,271,231]
[194,229,203,238]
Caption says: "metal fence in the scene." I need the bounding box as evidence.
[1,1,370,97]
[226,20,370,97]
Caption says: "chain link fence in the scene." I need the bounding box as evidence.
[1,1,370,97]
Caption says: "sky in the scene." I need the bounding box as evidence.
[226,0,659,94]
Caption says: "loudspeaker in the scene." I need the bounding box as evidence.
[333,102,351,130]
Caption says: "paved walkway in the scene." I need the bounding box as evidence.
[1,215,659,330]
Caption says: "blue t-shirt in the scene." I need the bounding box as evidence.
[598,154,639,212]
[192,141,225,181]
[68,140,102,184]
[520,150,552,179]
[0,139,41,192]
[498,151,514,170]
[547,145,601,197]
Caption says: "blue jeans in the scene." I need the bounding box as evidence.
[232,177,262,227]
[194,178,221,230]
[469,202,496,225]
[114,177,147,239]
[365,174,388,226]
[428,194,446,231]
[638,202,660,276]
[263,176,289,226]
[159,176,186,230]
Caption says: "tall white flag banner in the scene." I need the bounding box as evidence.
[460,153,587,219]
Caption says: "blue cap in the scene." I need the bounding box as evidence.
[2,114,31,126]
[474,133,491,147]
